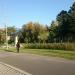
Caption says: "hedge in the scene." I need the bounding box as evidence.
[23,43,75,51]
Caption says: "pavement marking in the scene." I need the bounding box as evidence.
[0,62,32,75]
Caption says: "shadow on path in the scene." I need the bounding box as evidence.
[4,50,16,53]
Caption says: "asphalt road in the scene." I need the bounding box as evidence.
[0,51,75,75]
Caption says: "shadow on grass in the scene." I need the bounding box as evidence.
[4,50,16,53]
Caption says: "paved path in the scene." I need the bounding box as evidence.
[0,51,75,75]
[0,62,31,75]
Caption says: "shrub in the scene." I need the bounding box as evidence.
[23,43,75,51]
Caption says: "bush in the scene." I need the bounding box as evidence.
[23,43,75,51]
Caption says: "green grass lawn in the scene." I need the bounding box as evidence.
[0,47,75,60]
[21,49,75,60]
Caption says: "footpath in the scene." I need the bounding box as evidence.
[0,62,31,75]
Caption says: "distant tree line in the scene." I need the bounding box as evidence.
[0,26,16,44]
[0,2,75,44]
[18,2,75,43]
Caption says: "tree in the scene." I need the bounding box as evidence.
[7,26,16,36]
[0,29,6,44]
[56,10,72,42]
[21,22,49,43]
[38,25,49,43]
[22,22,35,43]
[48,21,58,42]
[68,2,75,36]
[7,26,16,44]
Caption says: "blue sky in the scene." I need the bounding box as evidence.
[0,0,74,28]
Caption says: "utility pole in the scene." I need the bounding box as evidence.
[5,25,8,50]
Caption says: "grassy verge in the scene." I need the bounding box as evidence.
[0,47,75,60]
[20,49,75,60]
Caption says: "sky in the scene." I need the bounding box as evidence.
[0,0,74,28]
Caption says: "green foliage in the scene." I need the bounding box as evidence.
[57,10,71,38]
[7,26,16,35]
[48,21,58,42]
[23,43,75,51]
[21,22,49,43]
[0,29,6,44]
[68,2,75,35]
[18,2,75,43]
[8,39,14,44]
[55,2,75,42]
